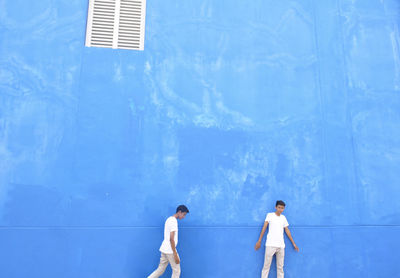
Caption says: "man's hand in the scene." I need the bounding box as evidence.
[174,253,180,264]
[284,227,299,252]
[170,231,180,264]
[254,240,261,251]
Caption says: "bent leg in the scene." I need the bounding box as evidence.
[166,253,181,278]
[148,253,169,278]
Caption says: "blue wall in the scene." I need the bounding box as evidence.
[1,0,400,277]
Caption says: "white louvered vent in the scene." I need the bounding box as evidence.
[85,0,146,50]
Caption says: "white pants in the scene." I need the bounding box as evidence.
[148,252,181,278]
[261,246,285,278]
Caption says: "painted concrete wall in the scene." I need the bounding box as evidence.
[1,0,400,277]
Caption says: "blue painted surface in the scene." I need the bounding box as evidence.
[0,0,400,277]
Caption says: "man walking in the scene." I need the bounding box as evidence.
[255,200,299,278]
[148,205,189,278]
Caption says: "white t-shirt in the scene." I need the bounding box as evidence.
[265,212,289,248]
[159,216,178,254]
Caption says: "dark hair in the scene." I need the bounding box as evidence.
[176,205,189,213]
[276,200,286,207]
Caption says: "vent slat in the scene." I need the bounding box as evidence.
[120,6,140,8]
[92,18,114,21]
[119,25,140,29]
[93,13,115,18]
[92,23,114,27]
[120,12,141,16]
[92,35,114,39]
[92,31,114,35]
[86,0,146,50]
[119,17,141,21]
[118,36,141,39]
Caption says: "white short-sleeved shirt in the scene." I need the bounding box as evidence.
[159,216,178,254]
[265,212,289,248]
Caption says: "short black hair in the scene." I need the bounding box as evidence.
[276,200,286,207]
[176,205,189,213]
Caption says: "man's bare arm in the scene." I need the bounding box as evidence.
[284,227,299,252]
[255,221,269,250]
[170,231,180,264]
